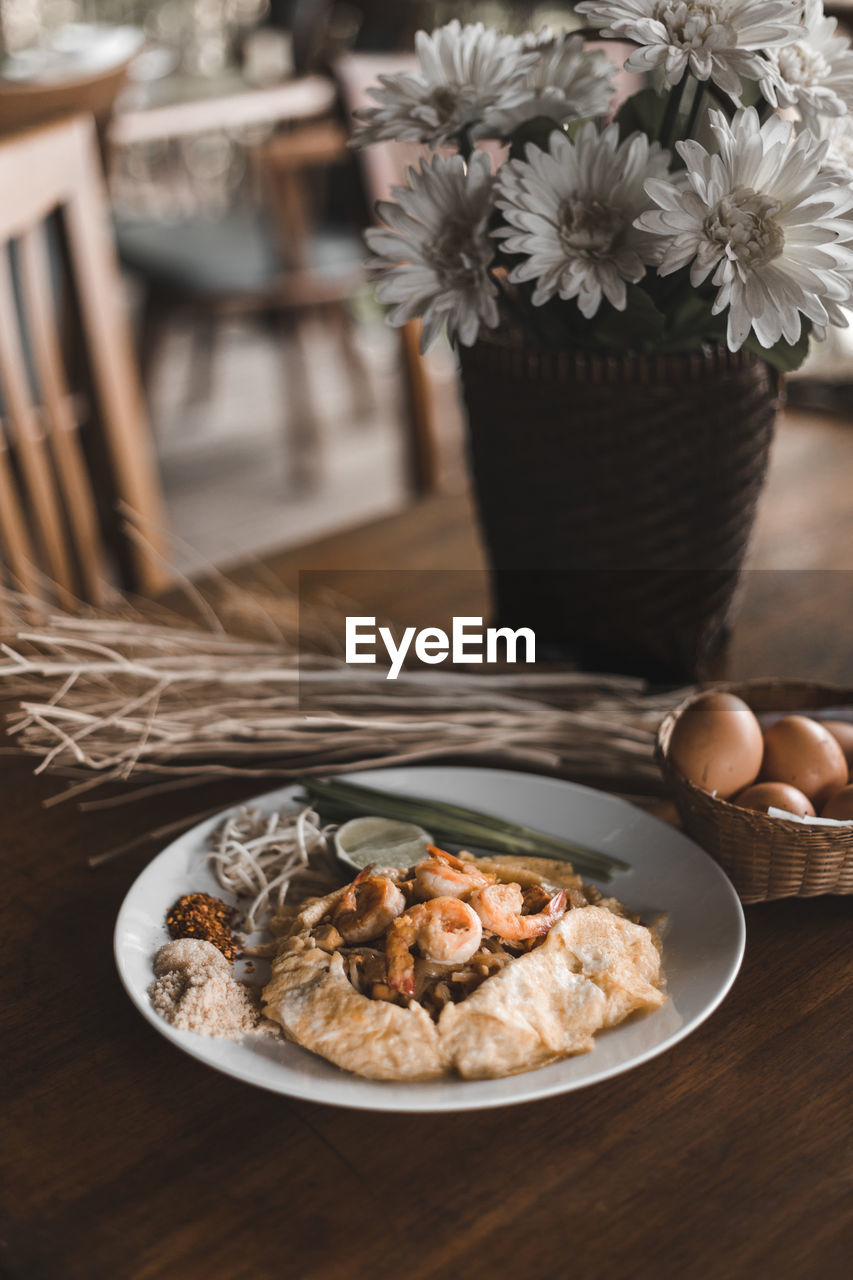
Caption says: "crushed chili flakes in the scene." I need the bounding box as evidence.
[166,893,241,961]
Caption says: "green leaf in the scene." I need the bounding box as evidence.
[743,321,813,373]
[738,78,763,109]
[531,293,598,348]
[641,264,695,310]
[508,116,566,160]
[633,267,727,351]
[662,288,725,349]
[614,88,667,144]
[590,283,666,351]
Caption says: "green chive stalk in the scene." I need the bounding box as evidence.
[299,776,630,881]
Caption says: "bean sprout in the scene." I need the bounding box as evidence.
[205,806,333,932]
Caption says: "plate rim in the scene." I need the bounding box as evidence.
[114,765,746,1113]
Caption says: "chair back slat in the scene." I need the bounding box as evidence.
[0,426,40,597]
[0,119,78,242]
[0,245,77,605]
[0,116,170,605]
[17,223,108,606]
[61,122,170,594]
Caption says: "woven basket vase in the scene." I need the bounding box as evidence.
[458,341,780,681]
[657,681,853,903]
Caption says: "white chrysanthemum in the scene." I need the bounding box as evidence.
[636,107,853,350]
[365,151,499,351]
[818,111,853,177]
[493,122,671,317]
[575,0,805,99]
[760,0,853,126]
[352,20,536,148]
[482,30,616,136]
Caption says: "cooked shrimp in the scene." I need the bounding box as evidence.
[333,865,406,944]
[386,897,483,999]
[468,882,567,941]
[414,845,496,900]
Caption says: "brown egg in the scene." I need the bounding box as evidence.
[760,715,849,808]
[823,720,853,771]
[668,692,764,798]
[820,785,853,820]
[734,782,815,818]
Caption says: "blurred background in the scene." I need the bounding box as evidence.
[1,0,851,587]
[0,1,588,575]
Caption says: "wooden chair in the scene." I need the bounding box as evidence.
[115,106,373,490]
[0,115,169,613]
[334,52,440,492]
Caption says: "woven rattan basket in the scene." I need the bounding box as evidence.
[458,340,779,681]
[656,680,853,903]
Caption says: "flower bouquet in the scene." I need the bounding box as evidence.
[355,4,853,370]
[352,6,853,679]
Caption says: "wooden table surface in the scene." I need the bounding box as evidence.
[3,411,852,1279]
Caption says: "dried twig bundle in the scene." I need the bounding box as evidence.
[0,584,688,805]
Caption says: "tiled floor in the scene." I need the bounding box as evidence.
[148,308,467,573]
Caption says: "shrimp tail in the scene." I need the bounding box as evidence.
[386,916,416,999]
[424,845,469,871]
[546,889,567,924]
[526,889,567,935]
[337,864,374,914]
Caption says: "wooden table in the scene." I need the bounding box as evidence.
[2,411,852,1279]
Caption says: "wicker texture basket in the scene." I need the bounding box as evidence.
[656,680,853,903]
[459,341,780,681]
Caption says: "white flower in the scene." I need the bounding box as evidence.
[364,151,499,351]
[760,0,853,126]
[636,107,853,350]
[575,0,805,99]
[817,111,853,176]
[482,30,616,135]
[494,122,671,317]
[352,20,537,148]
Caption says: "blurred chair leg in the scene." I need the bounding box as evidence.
[399,320,440,494]
[332,301,374,423]
[277,311,322,490]
[185,306,218,409]
[136,282,172,412]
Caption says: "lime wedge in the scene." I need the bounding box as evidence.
[334,816,432,871]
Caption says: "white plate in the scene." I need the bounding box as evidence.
[115,766,745,1113]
